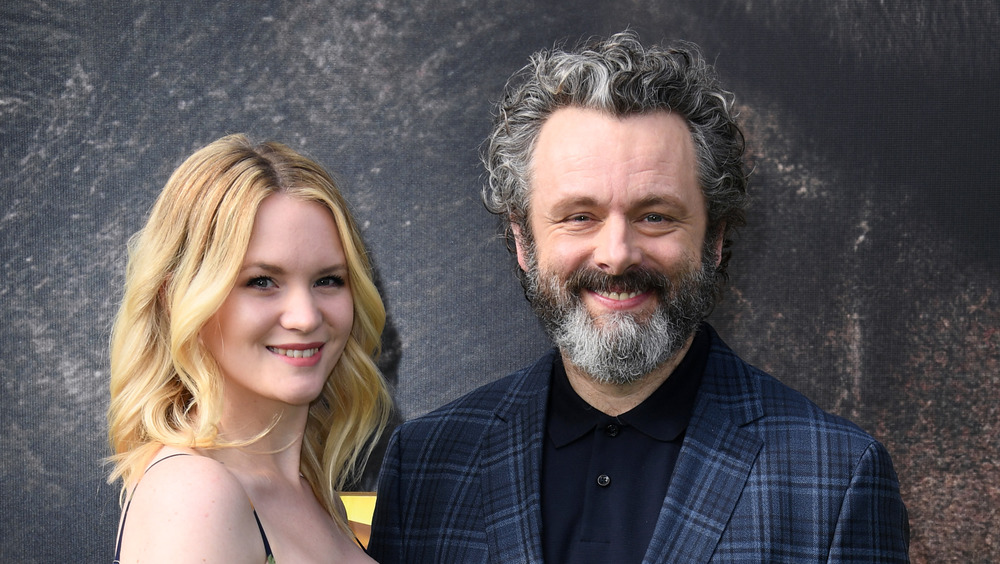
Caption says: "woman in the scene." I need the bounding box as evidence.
[108,134,391,563]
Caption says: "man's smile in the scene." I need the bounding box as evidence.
[594,289,641,301]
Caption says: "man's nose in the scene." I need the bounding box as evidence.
[592,217,641,275]
[280,287,323,333]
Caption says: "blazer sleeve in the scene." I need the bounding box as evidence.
[828,440,910,562]
[368,429,405,564]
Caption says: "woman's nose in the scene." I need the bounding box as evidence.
[280,288,322,333]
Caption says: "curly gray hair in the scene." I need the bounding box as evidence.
[482,30,749,283]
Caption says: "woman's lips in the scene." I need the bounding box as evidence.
[268,346,321,358]
[267,343,325,366]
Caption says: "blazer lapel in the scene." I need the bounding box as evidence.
[644,329,765,563]
[480,354,552,564]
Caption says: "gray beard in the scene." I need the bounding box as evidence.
[525,253,717,386]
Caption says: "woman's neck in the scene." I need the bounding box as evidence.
[210,401,311,485]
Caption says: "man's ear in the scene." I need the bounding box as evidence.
[712,222,725,267]
[511,222,529,272]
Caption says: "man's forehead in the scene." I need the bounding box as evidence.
[525,108,701,205]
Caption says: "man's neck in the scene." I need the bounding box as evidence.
[561,335,695,417]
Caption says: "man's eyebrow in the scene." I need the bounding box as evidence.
[548,195,601,209]
[547,194,691,212]
[632,194,690,209]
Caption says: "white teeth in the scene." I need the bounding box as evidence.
[597,290,639,301]
[269,347,319,358]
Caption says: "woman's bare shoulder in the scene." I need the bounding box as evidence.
[136,448,246,502]
[116,448,264,563]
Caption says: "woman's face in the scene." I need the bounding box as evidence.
[201,193,354,412]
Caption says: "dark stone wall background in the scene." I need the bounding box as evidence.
[2,1,997,561]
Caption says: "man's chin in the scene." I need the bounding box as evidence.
[584,304,659,330]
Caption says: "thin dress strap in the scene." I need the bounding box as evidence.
[113,453,190,563]
[113,453,274,563]
[252,507,275,562]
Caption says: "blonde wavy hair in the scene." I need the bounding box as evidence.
[107,134,391,533]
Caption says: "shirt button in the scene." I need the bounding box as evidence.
[605,424,619,437]
[597,474,611,487]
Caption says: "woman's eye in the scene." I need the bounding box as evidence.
[246,276,276,289]
[316,275,346,288]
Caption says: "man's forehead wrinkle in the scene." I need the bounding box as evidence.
[541,180,694,210]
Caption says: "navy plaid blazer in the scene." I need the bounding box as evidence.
[369,324,910,563]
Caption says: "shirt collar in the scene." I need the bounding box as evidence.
[547,326,709,447]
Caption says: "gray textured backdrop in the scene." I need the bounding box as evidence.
[2,1,998,562]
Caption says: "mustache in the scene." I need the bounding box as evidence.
[564,267,672,296]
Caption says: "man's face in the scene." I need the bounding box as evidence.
[514,107,720,384]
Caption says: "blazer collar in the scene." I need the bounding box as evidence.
[480,350,554,564]
[643,324,765,562]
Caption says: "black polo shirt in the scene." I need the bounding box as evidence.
[540,329,708,564]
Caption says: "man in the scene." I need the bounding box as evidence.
[369,31,910,563]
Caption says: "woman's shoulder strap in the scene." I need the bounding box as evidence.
[113,453,193,562]
[251,507,275,562]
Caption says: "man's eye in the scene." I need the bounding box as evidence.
[317,275,346,288]
[246,276,276,289]
[569,215,591,222]
[645,213,665,223]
